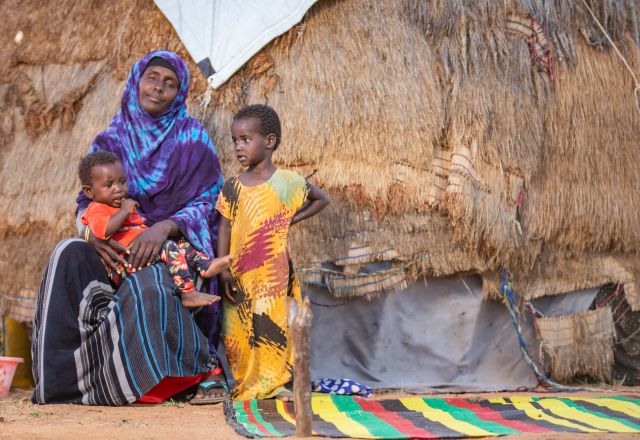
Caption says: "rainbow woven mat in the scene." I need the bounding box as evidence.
[225,394,640,438]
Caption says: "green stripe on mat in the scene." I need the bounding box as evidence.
[612,396,640,402]
[331,394,406,438]
[226,395,640,439]
[424,398,519,435]
[555,398,640,431]
[250,399,284,437]
[611,395,640,409]
[232,400,266,437]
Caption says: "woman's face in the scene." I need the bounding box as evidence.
[138,65,179,115]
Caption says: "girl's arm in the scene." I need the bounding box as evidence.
[217,216,231,258]
[217,217,237,303]
[291,183,330,225]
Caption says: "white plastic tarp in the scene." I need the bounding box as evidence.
[154,0,317,88]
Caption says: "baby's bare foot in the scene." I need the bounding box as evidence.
[181,291,221,308]
[201,255,233,278]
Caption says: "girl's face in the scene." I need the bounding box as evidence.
[84,162,129,208]
[231,117,276,167]
[138,65,179,115]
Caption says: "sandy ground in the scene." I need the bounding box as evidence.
[1,388,640,440]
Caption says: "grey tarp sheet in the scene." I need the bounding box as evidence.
[307,275,598,393]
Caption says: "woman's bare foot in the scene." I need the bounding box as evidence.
[181,291,221,308]
[201,255,233,278]
[275,389,293,401]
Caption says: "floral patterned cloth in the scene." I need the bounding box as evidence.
[160,239,212,293]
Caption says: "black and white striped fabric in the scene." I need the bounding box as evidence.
[32,239,214,405]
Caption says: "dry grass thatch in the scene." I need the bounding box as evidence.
[536,306,616,383]
[1,0,640,318]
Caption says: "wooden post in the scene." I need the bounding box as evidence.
[292,296,313,437]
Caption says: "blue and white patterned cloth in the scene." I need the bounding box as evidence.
[312,378,373,398]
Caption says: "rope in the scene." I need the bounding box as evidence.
[578,0,640,113]
[500,270,571,391]
[500,270,613,393]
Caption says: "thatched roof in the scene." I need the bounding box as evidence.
[2,0,640,319]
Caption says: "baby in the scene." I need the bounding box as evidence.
[79,150,231,307]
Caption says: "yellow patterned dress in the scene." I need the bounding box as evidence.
[216,169,309,400]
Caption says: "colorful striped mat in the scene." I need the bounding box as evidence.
[225,394,640,438]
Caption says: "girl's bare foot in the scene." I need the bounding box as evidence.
[275,389,293,401]
[201,255,233,278]
[181,291,221,308]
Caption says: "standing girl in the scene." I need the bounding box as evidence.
[216,104,329,400]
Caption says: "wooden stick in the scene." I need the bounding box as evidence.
[292,296,313,437]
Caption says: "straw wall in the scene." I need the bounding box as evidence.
[1,0,640,318]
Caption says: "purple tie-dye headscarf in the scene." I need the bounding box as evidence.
[77,50,223,258]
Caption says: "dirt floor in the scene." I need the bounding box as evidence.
[1,388,640,440]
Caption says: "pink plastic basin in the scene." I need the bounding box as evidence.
[0,356,24,398]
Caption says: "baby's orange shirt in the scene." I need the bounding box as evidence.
[82,202,147,247]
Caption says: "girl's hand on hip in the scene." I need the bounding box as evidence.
[218,269,237,304]
[86,230,129,272]
[128,222,170,270]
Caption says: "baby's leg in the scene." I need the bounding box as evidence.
[161,240,221,308]
[177,238,232,278]
[179,289,221,308]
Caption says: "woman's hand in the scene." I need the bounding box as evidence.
[87,230,129,272]
[218,269,237,304]
[128,220,176,270]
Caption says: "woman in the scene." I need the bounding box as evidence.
[32,51,228,405]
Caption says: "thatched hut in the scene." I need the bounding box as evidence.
[2,0,640,384]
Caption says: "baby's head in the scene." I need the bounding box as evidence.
[231,104,281,166]
[79,150,129,208]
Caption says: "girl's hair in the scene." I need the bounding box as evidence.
[79,150,120,186]
[233,104,281,149]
